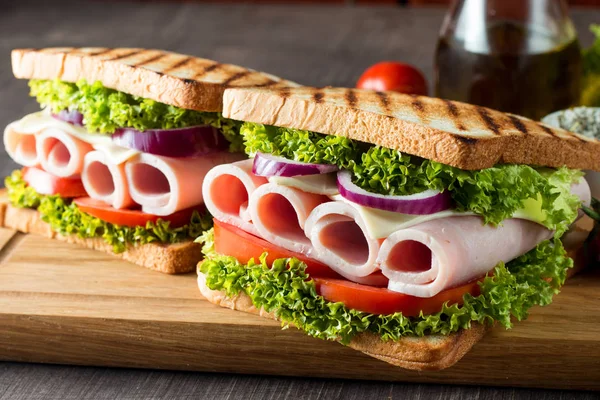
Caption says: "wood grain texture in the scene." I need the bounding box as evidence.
[1,1,600,398]
[0,229,599,390]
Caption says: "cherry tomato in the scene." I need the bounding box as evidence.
[22,167,87,198]
[356,61,428,95]
[73,197,202,228]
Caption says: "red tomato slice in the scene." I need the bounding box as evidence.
[214,219,341,279]
[73,197,201,228]
[22,167,87,198]
[314,277,481,316]
[356,61,428,95]
[214,219,483,316]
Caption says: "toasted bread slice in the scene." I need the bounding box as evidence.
[12,48,299,112]
[0,191,199,274]
[197,272,486,370]
[196,219,592,370]
[222,87,600,171]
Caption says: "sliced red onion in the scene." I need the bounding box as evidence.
[337,170,453,215]
[252,152,339,177]
[52,109,84,126]
[112,125,228,158]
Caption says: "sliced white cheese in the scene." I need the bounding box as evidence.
[263,163,548,238]
[329,194,475,239]
[268,173,339,196]
[9,111,140,163]
[93,143,140,165]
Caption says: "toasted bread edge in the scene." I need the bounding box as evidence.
[0,200,200,274]
[196,271,486,371]
[223,88,600,171]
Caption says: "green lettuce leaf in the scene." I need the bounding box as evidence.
[29,79,243,151]
[241,122,583,233]
[5,170,212,253]
[581,24,600,106]
[199,228,572,344]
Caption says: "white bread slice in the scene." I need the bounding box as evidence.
[12,48,299,112]
[0,191,200,274]
[222,87,600,171]
[196,218,592,370]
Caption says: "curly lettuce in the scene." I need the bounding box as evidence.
[29,79,243,151]
[5,170,212,253]
[199,228,572,344]
[241,122,583,233]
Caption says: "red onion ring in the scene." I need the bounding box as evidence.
[52,109,84,126]
[252,152,339,177]
[112,125,228,158]
[337,170,453,214]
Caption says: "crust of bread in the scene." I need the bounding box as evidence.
[196,219,593,370]
[1,203,200,274]
[197,272,487,371]
[222,87,600,171]
[12,48,298,112]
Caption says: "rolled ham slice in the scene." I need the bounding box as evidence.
[36,127,93,178]
[82,150,135,209]
[304,201,382,280]
[3,122,41,167]
[202,159,268,236]
[126,151,243,216]
[377,216,554,298]
[249,183,328,255]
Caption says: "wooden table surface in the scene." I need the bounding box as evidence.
[1,1,599,399]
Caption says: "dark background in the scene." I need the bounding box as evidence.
[1,1,600,399]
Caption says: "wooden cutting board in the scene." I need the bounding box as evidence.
[0,227,599,390]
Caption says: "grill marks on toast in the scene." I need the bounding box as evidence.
[222,71,252,86]
[222,86,600,170]
[443,100,467,131]
[192,62,222,79]
[104,49,145,61]
[375,91,391,113]
[135,53,167,67]
[345,89,358,108]
[476,107,501,135]
[164,56,194,72]
[13,47,297,91]
[508,115,528,135]
[312,90,324,104]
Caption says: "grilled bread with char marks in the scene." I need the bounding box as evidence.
[223,86,600,170]
[11,48,299,112]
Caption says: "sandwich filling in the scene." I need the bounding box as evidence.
[198,122,591,342]
[4,79,243,252]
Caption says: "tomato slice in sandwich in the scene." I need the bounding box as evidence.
[22,167,87,198]
[73,197,201,228]
[314,277,481,316]
[213,218,341,279]
[213,219,483,316]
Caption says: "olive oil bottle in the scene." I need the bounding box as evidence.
[435,0,581,121]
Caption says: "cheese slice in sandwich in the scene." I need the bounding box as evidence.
[1,47,298,274]
[198,86,600,370]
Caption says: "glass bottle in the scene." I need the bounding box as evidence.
[434,0,581,121]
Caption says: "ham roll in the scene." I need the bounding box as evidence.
[4,122,41,167]
[126,152,243,216]
[248,183,328,255]
[82,150,135,209]
[377,216,553,298]
[202,159,268,236]
[37,127,93,178]
[304,201,382,280]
